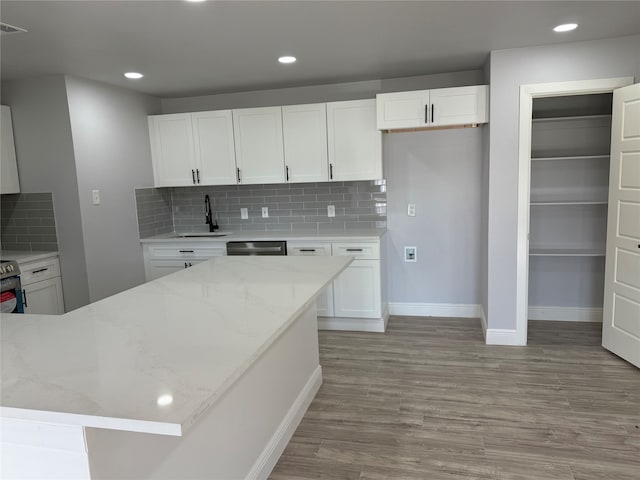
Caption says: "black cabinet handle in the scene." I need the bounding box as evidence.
[196,169,200,184]
[329,163,333,180]
[425,104,429,124]
[346,248,363,252]
[300,249,316,252]
[32,268,49,274]
[191,169,196,184]
[22,289,27,308]
[431,104,434,123]
[179,250,194,253]
[237,167,241,183]
[188,262,193,267]
[286,165,290,182]
[184,262,188,268]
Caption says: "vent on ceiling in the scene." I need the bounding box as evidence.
[0,22,28,35]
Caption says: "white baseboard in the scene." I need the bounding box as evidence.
[318,316,386,333]
[480,305,488,338]
[247,366,322,480]
[388,302,481,318]
[528,306,603,322]
[485,328,523,346]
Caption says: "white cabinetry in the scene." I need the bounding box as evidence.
[143,242,226,281]
[149,111,236,187]
[282,104,329,183]
[287,241,334,316]
[327,99,382,181]
[1,105,20,194]
[233,107,285,185]
[19,256,64,315]
[376,85,488,130]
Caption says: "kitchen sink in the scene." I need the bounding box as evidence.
[178,233,229,238]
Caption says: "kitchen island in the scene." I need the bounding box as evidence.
[1,256,352,479]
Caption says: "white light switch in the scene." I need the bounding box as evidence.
[92,190,101,205]
[327,205,336,217]
[240,208,249,220]
[407,204,416,216]
[261,207,269,218]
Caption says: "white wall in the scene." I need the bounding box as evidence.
[487,34,640,331]
[384,128,483,306]
[1,76,90,310]
[65,76,161,302]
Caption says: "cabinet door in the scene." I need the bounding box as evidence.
[376,90,430,130]
[233,107,285,184]
[148,113,196,187]
[287,241,334,316]
[333,260,381,318]
[22,277,64,315]
[282,104,329,183]
[192,111,237,185]
[1,106,20,194]
[327,99,382,181]
[430,85,488,126]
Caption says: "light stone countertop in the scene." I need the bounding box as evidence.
[0,250,59,264]
[0,256,352,436]
[140,228,386,243]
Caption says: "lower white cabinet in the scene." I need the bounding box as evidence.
[143,242,225,281]
[332,260,381,318]
[18,256,65,315]
[287,242,334,317]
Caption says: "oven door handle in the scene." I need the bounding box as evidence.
[22,289,27,308]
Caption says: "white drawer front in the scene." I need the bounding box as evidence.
[287,242,332,256]
[19,257,61,284]
[332,242,379,260]
[147,243,226,259]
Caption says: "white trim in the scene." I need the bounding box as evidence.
[515,77,633,346]
[246,366,322,480]
[480,305,488,338]
[318,316,386,332]
[388,302,481,318]
[528,306,603,322]
[485,328,523,346]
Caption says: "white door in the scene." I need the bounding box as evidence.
[376,90,430,130]
[282,104,329,183]
[0,106,20,194]
[430,85,488,126]
[233,107,285,184]
[602,83,640,368]
[333,260,381,318]
[192,111,237,185]
[149,114,196,186]
[327,99,382,181]
[22,277,64,315]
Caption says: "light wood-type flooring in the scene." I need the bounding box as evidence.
[269,317,639,480]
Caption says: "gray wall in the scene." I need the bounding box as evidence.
[162,70,485,113]
[65,76,161,302]
[487,34,640,330]
[1,76,90,310]
[384,128,483,305]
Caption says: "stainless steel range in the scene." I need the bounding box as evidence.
[0,260,23,314]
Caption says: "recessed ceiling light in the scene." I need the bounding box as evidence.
[553,23,578,33]
[278,56,297,64]
[124,72,144,79]
[185,0,207,2]
[157,394,173,407]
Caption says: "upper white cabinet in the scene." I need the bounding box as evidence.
[327,99,382,181]
[376,85,488,130]
[1,105,20,194]
[233,106,285,185]
[149,111,236,187]
[282,104,329,183]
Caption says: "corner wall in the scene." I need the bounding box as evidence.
[487,34,640,332]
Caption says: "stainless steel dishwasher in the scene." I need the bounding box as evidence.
[226,241,287,256]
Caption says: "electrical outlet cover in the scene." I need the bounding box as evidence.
[327,205,336,217]
[404,246,417,262]
[240,208,249,219]
[261,207,269,218]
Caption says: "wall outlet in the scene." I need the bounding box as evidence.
[240,208,249,220]
[404,246,417,262]
[407,204,416,216]
[92,189,101,205]
[327,205,336,217]
[261,207,269,218]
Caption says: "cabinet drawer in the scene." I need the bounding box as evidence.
[146,243,226,259]
[332,242,379,259]
[18,257,60,284]
[287,242,332,256]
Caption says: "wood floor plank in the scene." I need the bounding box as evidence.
[269,317,640,479]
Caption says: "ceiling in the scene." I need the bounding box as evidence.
[1,1,639,98]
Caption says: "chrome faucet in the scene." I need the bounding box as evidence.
[204,194,219,232]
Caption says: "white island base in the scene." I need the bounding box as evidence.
[3,305,320,480]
